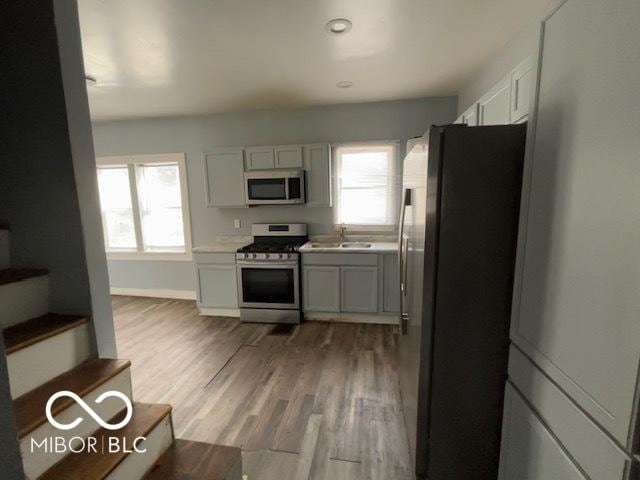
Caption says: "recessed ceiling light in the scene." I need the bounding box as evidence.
[85,75,97,86]
[336,81,354,89]
[325,18,352,35]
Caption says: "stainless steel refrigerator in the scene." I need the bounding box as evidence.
[398,124,527,480]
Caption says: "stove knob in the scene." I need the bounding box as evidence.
[278,253,283,259]
[264,253,270,259]
[244,253,249,259]
[286,253,291,259]
[251,253,257,259]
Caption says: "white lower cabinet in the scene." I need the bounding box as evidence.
[340,266,378,313]
[303,266,340,312]
[499,383,588,480]
[196,264,238,308]
[302,253,399,322]
[382,254,400,313]
[194,253,238,312]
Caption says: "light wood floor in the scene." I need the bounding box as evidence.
[112,296,413,480]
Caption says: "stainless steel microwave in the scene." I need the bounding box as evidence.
[244,170,305,205]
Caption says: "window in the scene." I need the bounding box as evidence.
[96,154,192,260]
[334,142,399,230]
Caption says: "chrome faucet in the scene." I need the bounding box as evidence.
[339,224,347,243]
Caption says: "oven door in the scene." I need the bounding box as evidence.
[237,260,300,309]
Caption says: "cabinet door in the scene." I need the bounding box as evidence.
[510,57,534,123]
[303,143,332,207]
[512,0,640,445]
[341,266,378,313]
[204,149,246,207]
[383,254,400,313]
[274,145,303,169]
[196,264,238,308]
[499,384,589,480]
[479,77,511,125]
[245,146,275,170]
[303,266,340,312]
[462,103,479,126]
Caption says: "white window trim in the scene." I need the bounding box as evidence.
[96,153,193,261]
[332,140,401,233]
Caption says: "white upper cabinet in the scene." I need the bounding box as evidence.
[479,76,511,125]
[510,57,534,123]
[463,103,479,126]
[454,103,479,126]
[274,145,303,169]
[303,143,331,207]
[511,0,640,447]
[204,149,246,207]
[245,146,275,170]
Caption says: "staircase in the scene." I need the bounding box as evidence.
[0,225,243,480]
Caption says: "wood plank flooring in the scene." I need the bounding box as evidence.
[112,296,413,480]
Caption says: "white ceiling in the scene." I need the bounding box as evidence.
[78,0,550,120]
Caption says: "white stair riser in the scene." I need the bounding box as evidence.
[0,276,49,328]
[107,414,174,480]
[8,324,92,399]
[0,229,9,269]
[20,369,133,479]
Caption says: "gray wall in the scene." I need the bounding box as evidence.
[1,1,117,476]
[93,97,457,292]
[1,0,116,357]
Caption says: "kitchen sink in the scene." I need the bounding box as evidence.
[340,242,372,248]
[308,242,341,248]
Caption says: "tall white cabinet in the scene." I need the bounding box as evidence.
[499,0,640,478]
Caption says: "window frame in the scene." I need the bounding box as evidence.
[96,153,193,261]
[332,141,401,232]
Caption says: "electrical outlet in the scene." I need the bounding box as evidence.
[234,219,241,229]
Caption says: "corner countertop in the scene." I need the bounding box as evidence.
[192,236,252,253]
[299,235,398,253]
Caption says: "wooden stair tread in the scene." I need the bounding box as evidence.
[15,358,130,437]
[0,267,48,286]
[3,313,88,354]
[145,439,241,480]
[41,403,172,480]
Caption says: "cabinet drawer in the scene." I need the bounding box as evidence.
[508,346,631,480]
[193,252,236,264]
[302,253,378,266]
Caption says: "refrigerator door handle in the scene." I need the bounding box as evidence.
[398,188,411,333]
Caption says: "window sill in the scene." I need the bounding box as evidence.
[106,251,193,262]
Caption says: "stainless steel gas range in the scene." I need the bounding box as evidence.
[236,223,307,324]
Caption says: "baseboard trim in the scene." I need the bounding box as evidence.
[110,287,197,300]
[198,307,240,318]
[304,311,399,325]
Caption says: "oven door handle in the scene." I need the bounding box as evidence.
[237,260,299,266]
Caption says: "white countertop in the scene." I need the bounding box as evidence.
[192,236,252,253]
[299,240,398,253]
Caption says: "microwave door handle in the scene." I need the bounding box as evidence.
[285,177,290,200]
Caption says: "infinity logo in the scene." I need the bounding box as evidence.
[45,391,133,431]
